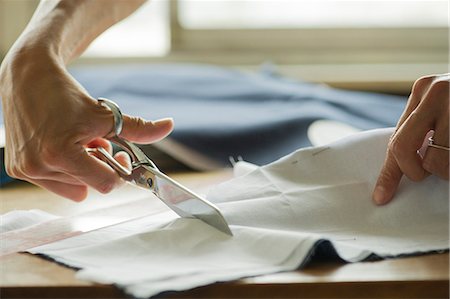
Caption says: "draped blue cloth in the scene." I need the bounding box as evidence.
[0,64,406,184]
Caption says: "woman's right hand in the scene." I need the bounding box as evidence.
[0,47,173,201]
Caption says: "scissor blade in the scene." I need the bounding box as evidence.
[152,171,233,236]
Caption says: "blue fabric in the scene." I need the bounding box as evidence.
[1,148,14,185]
[68,64,406,165]
[0,64,406,184]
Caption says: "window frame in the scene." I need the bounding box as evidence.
[166,0,448,93]
[170,1,447,65]
[1,0,446,94]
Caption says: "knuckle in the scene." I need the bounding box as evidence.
[403,165,426,182]
[5,164,20,179]
[406,110,423,124]
[4,149,38,179]
[389,134,426,182]
[389,136,404,159]
[407,167,426,182]
[129,116,145,128]
[124,116,148,139]
[19,158,44,178]
[428,79,449,97]
[40,145,63,167]
[421,79,450,116]
[407,173,425,182]
[97,178,116,194]
[412,75,434,94]
[423,155,449,179]
[421,157,435,174]
[131,116,147,130]
[78,120,98,137]
[54,147,88,173]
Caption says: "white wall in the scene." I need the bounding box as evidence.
[0,0,38,59]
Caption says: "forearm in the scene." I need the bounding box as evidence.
[0,0,176,201]
[8,0,146,65]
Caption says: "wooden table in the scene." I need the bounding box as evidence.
[1,170,448,299]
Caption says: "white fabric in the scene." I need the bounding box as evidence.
[2,128,448,298]
[0,210,59,234]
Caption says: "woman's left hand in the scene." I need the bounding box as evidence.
[373,74,449,205]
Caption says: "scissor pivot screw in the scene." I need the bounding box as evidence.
[147,178,153,188]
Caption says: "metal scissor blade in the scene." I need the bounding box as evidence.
[88,143,232,235]
[94,98,232,235]
[154,171,233,236]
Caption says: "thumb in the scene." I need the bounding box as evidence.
[373,150,403,205]
[120,115,174,144]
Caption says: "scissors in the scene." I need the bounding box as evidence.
[87,98,232,236]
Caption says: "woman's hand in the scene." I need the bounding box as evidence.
[0,0,167,201]
[373,74,449,205]
[0,49,173,201]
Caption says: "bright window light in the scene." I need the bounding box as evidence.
[178,0,448,29]
[82,0,169,57]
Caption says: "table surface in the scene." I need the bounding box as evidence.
[1,170,448,299]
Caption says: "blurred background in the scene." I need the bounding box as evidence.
[0,0,448,176]
[0,0,448,94]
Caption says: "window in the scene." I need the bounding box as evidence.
[179,0,447,29]
[2,0,446,92]
[82,0,448,63]
[172,0,448,65]
[168,0,448,93]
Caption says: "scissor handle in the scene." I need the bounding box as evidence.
[93,100,231,235]
[86,146,133,179]
[109,135,157,170]
[87,98,159,180]
[98,98,123,136]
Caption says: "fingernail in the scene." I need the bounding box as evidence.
[154,117,173,125]
[373,185,388,205]
[99,180,116,194]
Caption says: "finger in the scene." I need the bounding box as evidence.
[414,76,449,179]
[10,159,82,186]
[30,178,88,202]
[88,100,174,144]
[423,124,449,180]
[396,76,434,127]
[388,76,435,179]
[58,147,122,194]
[86,138,113,155]
[112,151,132,188]
[87,100,121,139]
[114,151,132,171]
[86,143,132,172]
[28,171,84,185]
[373,148,403,205]
[390,109,433,181]
[120,115,174,144]
[86,138,114,162]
